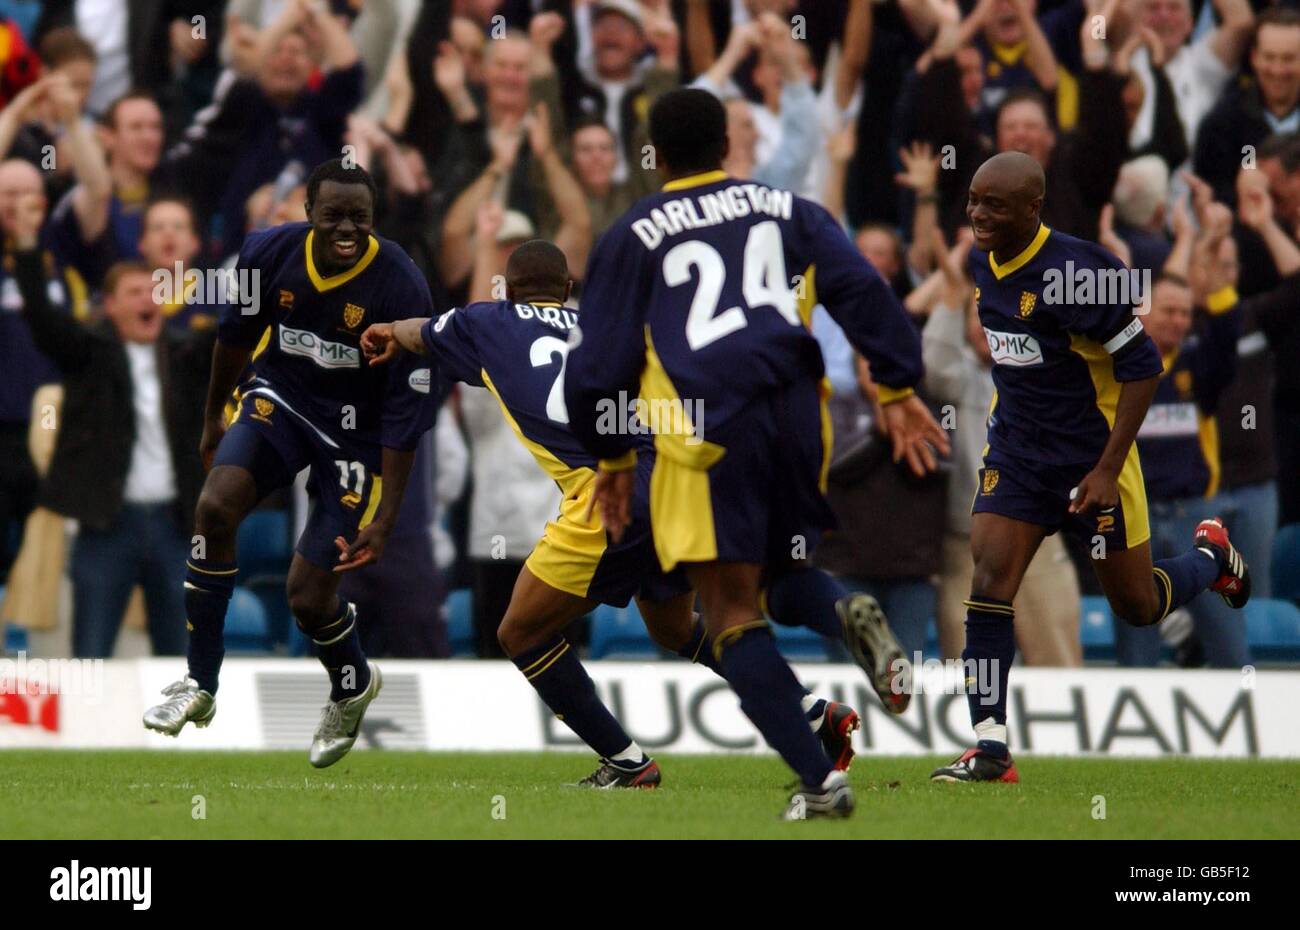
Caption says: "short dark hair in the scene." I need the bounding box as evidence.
[305,158,377,210]
[571,116,616,141]
[1259,133,1300,173]
[39,27,96,67]
[505,239,569,300]
[1255,6,1300,42]
[649,88,727,176]
[994,86,1054,131]
[104,260,153,296]
[102,90,159,129]
[142,195,198,233]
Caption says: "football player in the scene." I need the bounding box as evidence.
[563,88,948,818]
[930,151,1251,783]
[143,160,437,767]
[362,239,866,787]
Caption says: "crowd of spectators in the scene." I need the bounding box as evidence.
[0,0,1296,668]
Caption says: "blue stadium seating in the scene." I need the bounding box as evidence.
[237,509,294,648]
[0,584,25,653]
[1272,523,1300,604]
[588,601,659,659]
[444,588,475,656]
[1079,595,1116,661]
[237,509,293,576]
[1244,598,1300,663]
[771,621,829,661]
[224,587,272,653]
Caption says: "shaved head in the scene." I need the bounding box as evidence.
[505,239,571,304]
[967,152,1046,259]
[973,151,1046,202]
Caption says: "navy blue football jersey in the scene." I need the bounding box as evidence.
[420,299,649,497]
[970,224,1163,466]
[1136,305,1239,501]
[564,171,923,463]
[216,222,436,452]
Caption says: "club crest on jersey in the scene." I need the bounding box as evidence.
[253,398,274,423]
[279,289,294,308]
[342,303,365,330]
[982,469,999,494]
[1018,291,1037,318]
[340,490,362,510]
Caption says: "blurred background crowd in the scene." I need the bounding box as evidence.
[0,0,1297,668]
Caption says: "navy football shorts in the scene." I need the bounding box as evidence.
[644,375,836,572]
[212,388,384,570]
[971,446,1151,551]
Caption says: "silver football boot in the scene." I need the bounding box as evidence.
[836,592,912,715]
[143,677,216,735]
[309,661,383,768]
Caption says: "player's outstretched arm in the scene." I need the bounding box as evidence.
[361,319,430,365]
[1069,374,1159,516]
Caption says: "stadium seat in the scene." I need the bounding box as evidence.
[444,588,475,657]
[1244,598,1300,663]
[1079,595,1116,661]
[0,584,23,653]
[224,587,272,653]
[237,508,293,576]
[1271,523,1300,605]
[237,509,293,647]
[588,602,659,659]
[771,621,829,661]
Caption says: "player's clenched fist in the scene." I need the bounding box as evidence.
[1068,467,1120,516]
[362,319,428,365]
[360,322,398,364]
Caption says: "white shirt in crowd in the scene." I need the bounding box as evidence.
[122,342,177,505]
[1130,38,1232,158]
[457,385,561,563]
[76,0,131,118]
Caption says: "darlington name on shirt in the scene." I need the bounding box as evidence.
[565,171,922,465]
[969,224,1163,467]
[628,183,794,249]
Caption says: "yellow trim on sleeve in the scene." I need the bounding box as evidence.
[876,385,914,406]
[599,450,638,472]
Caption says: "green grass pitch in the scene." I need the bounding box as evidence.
[2,751,1297,839]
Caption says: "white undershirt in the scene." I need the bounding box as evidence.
[122,342,177,505]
